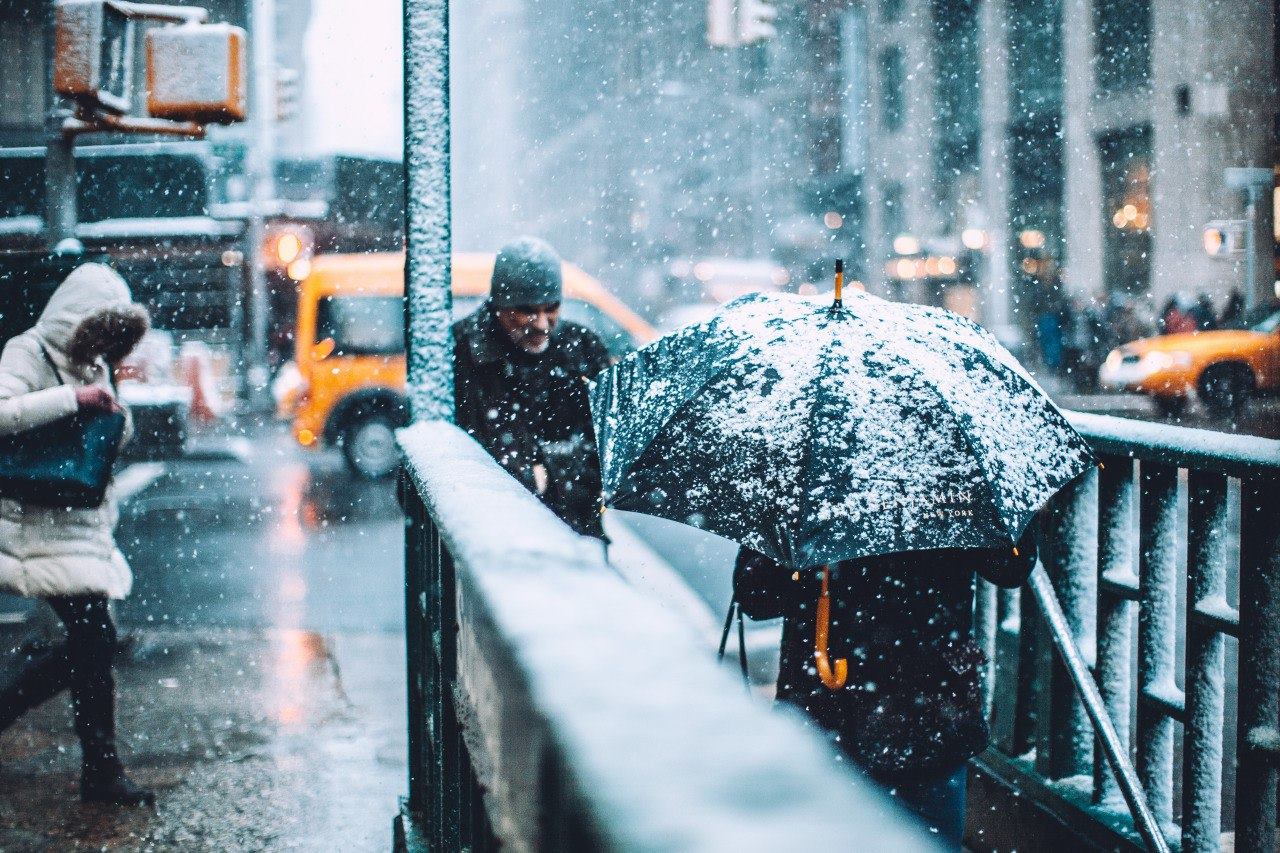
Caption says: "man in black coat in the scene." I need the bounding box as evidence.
[733,522,1038,849]
[452,237,612,538]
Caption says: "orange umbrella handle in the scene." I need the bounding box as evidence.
[814,565,848,690]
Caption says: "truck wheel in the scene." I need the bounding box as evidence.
[1199,363,1253,416]
[342,415,400,479]
[1152,395,1188,419]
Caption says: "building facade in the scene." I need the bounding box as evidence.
[854,0,1276,343]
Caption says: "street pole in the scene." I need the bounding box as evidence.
[1225,167,1274,315]
[243,0,277,403]
[43,0,80,253]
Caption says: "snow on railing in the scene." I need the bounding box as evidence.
[976,410,1280,852]
[396,421,938,853]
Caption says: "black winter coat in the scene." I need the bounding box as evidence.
[452,307,612,538]
[733,523,1037,782]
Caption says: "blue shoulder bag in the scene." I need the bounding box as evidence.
[0,345,125,508]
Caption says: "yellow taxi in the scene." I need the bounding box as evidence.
[1099,305,1280,416]
[277,252,656,477]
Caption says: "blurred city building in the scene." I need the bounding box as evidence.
[856,0,1276,345]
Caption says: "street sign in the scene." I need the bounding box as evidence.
[1203,219,1247,258]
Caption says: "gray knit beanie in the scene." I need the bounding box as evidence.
[489,237,563,308]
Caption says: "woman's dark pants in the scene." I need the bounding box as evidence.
[0,595,120,772]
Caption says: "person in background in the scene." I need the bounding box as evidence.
[0,262,154,806]
[452,237,612,538]
[1035,307,1063,374]
[1160,296,1197,335]
[732,522,1039,849]
[1189,293,1218,332]
[1219,288,1246,329]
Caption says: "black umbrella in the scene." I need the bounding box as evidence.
[591,285,1094,569]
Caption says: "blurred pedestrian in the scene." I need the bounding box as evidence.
[1189,293,1218,331]
[1160,296,1196,335]
[1035,308,1063,373]
[452,237,612,538]
[733,523,1038,849]
[1062,297,1102,392]
[0,262,154,806]
[1219,288,1246,329]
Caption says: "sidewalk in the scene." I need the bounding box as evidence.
[0,628,405,852]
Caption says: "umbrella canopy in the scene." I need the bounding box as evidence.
[591,290,1094,569]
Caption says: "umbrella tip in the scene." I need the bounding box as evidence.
[833,259,845,309]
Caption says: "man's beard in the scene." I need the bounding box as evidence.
[520,336,550,354]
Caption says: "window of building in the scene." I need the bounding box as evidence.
[839,6,869,173]
[932,0,981,183]
[1099,126,1153,295]
[878,46,905,133]
[1094,0,1151,93]
[0,19,47,131]
[881,181,906,244]
[1009,0,1062,122]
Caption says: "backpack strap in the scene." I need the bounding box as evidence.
[36,342,66,386]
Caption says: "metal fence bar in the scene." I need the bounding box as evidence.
[975,578,998,718]
[404,484,431,819]
[1181,471,1229,853]
[1095,455,1137,808]
[1137,461,1179,828]
[1043,470,1098,781]
[1029,566,1171,853]
[1236,474,1280,853]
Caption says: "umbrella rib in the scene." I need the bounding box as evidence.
[868,340,1017,542]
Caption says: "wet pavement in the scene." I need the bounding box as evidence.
[0,420,406,852]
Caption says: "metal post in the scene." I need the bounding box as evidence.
[974,577,998,717]
[1095,455,1136,808]
[1225,167,1274,314]
[1243,187,1258,315]
[1136,462,1179,827]
[402,0,454,844]
[1237,475,1280,853]
[243,0,276,402]
[404,0,454,421]
[43,2,79,251]
[1182,471,1229,853]
[1042,470,1098,781]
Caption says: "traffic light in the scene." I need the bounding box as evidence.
[738,0,777,44]
[54,0,134,114]
[1203,219,1246,257]
[147,22,248,124]
[276,67,301,122]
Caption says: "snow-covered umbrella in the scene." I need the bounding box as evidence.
[590,280,1095,570]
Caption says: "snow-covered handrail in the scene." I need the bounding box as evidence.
[396,420,937,852]
[1065,410,1280,479]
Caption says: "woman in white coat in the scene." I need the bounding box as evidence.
[0,262,153,806]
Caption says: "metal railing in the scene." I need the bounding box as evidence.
[395,420,939,853]
[975,411,1280,852]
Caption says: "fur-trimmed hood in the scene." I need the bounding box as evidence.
[36,262,135,355]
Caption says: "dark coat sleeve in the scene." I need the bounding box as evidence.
[732,547,791,621]
[977,516,1040,588]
